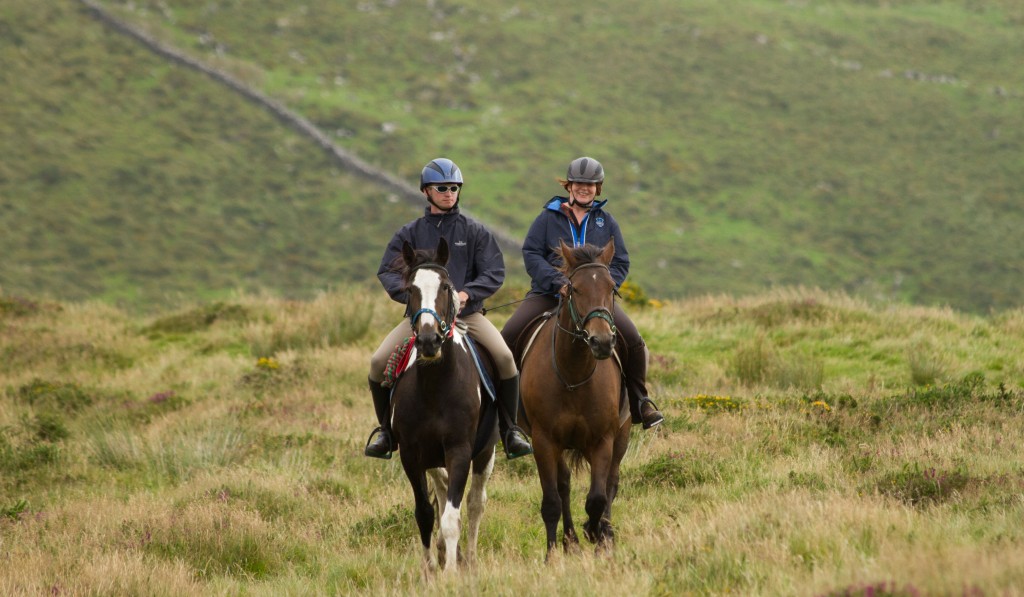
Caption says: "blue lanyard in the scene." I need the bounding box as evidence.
[568,212,589,247]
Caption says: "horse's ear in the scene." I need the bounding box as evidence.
[599,239,615,264]
[402,241,416,266]
[436,237,449,266]
[558,239,576,269]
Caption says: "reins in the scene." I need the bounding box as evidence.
[480,297,526,315]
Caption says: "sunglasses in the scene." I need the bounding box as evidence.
[432,185,460,193]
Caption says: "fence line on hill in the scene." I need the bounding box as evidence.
[75,0,523,252]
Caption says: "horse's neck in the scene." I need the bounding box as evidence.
[414,336,462,383]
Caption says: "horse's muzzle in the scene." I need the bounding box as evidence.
[586,333,615,360]
[415,331,444,360]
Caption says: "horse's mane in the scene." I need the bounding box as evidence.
[554,243,605,275]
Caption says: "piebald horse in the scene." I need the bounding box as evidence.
[389,238,498,573]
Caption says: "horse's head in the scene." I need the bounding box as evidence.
[402,238,458,361]
[555,239,618,359]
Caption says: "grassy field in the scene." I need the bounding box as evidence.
[3,0,1024,312]
[2,287,1023,595]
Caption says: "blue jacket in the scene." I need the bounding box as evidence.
[522,196,630,296]
[377,207,504,317]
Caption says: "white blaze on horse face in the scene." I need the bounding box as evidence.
[412,268,443,328]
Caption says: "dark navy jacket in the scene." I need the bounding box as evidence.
[377,207,504,317]
[522,196,630,296]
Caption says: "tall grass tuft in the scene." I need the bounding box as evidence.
[907,337,950,386]
[88,421,250,485]
[730,334,824,390]
[245,290,376,357]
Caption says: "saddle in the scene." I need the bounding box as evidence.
[512,310,631,426]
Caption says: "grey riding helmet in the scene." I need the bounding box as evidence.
[566,157,604,184]
[420,158,463,190]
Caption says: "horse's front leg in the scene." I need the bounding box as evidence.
[401,461,437,575]
[583,437,614,551]
[532,433,562,560]
[557,456,580,554]
[464,446,496,566]
[439,445,473,573]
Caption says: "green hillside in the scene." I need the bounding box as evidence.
[3,0,1023,311]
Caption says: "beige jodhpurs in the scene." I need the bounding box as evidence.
[368,311,518,383]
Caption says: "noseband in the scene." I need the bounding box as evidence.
[408,263,456,339]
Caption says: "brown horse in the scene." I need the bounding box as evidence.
[518,239,631,559]
[389,238,499,573]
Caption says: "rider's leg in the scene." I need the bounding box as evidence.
[464,312,533,459]
[364,378,395,458]
[614,304,664,430]
[364,321,412,459]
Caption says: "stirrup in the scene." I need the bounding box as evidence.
[364,426,393,459]
[503,426,533,459]
[639,397,664,430]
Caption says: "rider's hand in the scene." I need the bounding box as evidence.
[457,291,469,312]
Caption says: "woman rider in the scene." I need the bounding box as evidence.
[363,157,533,460]
[500,156,664,429]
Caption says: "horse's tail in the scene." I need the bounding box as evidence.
[565,449,589,474]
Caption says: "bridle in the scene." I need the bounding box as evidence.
[551,262,617,390]
[408,263,457,340]
[557,263,618,342]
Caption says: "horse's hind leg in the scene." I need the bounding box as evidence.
[557,457,580,554]
[426,468,450,565]
[603,421,631,525]
[465,447,496,565]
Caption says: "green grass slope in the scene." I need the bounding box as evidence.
[0,0,422,305]
[3,0,1023,311]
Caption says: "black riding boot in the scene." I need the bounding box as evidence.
[497,375,533,459]
[625,343,664,430]
[364,378,395,459]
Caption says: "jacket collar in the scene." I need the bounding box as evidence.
[544,196,607,212]
[423,206,461,219]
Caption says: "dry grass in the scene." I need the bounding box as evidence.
[2,287,1024,595]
